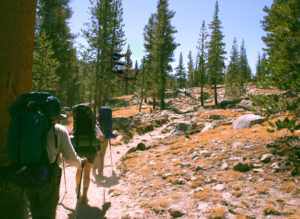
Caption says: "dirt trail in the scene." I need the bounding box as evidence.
[56,125,164,219]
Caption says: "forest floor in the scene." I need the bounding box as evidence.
[55,85,300,219]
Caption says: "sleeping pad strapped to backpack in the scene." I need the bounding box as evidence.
[1,92,61,188]
[71,104,100,153]
[97,107,113,139]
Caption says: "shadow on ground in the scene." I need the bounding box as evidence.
[92,171,120,187]
[64,201,111,219]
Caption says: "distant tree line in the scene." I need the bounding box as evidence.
[32,0,299,129]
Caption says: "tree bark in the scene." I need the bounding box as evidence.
[0,0,37,163]
[0,1,37,218]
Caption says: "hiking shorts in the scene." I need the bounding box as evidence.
[76,150,97,164]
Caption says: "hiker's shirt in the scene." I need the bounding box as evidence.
[47,124,82,168]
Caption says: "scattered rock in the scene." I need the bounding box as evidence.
[201,123,214,133]
[233,162,253,172]
[261,153,274,163]
[232,114,266,129]
[168,205,186,218]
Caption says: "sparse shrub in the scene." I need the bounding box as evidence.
[208,206,226,219]
[263,204,281,216]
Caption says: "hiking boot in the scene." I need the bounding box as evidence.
[80,194,89,204]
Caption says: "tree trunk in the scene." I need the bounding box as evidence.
[0,0,37,163]
[0,0,37,217]
[214,83,218,106]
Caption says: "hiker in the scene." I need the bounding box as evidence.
[69,104,104,204]
[93,107,118,178]
[23,96,88,219]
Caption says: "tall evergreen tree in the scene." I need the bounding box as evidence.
[196,20,208,106]
[225,38,241,100]
[249,0,300,135]
[255,51,270,87]
[262,0,300,92]
[151,0,178,110]
[207,1,226,105]
[143,13,157,105]
[122,45,133,95]
[37,0,79,106]
[239,39,252,83]
[32,31,59,93]
[175,52,186,89]
[187,51,194,88]
[84,0,126,112]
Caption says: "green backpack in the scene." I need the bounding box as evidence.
[70,104,100,153]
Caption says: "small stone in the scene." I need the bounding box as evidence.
[261,153,273,163]
[233,162,252,172]
[169,205,186,218]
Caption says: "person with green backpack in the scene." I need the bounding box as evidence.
[5,92,88,219]
[69,104,104,204]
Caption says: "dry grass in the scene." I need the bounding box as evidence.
[263,204,281,216]
[216,170,243,183]
[253,182,270,194]
[231,182,244,191]
[113,105,151,118]
[208,206,226,219]
[170,193,182,200]
[280,182,297,193]
[190,185,212,200]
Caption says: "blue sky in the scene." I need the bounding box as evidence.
[69,0,273,75]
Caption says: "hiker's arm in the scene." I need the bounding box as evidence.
[96,123,105,141]
[57,125,82,168]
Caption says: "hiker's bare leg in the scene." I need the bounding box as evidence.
[83,162,92,190]
[76,167,82,186]
[99,139,108,176]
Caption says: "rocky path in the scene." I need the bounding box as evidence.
[56,122,166,219]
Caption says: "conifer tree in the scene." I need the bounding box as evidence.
[250,0,300,135]
[122,45,133,95]
[84,0,126,111]
[239,39,252,84]
[255,52,270,88]
[32,31,59,94]
[175,52,186,89]
[143,13,157,106]
[37,0,79,106]
[207,1,226,105]
[187,51,194,88]
[151,0,178,110]
[262,0,300,92]
[196,20,208,106]
[225,38,241,100]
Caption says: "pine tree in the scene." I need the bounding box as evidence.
[255,52,270,88]
[143,13,157,106]
[239,39,252,84]
[32,31,59,93]
[175,52,186,89]
[84,0,126,111]
[151,0,178,110]
[225,38,241,100]
[122,45,133,95]
[250,0,300,134]
[187,51,194,88]
[262,0,300,92]
[196,20,208,106]
[37,0,79,106]
[207,1,226,105]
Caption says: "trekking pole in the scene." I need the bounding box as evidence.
[108,138,114,174]
[74,161,84,219]
[59,157,68,204]
[63,157,67,192]
[77,161,84,200]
